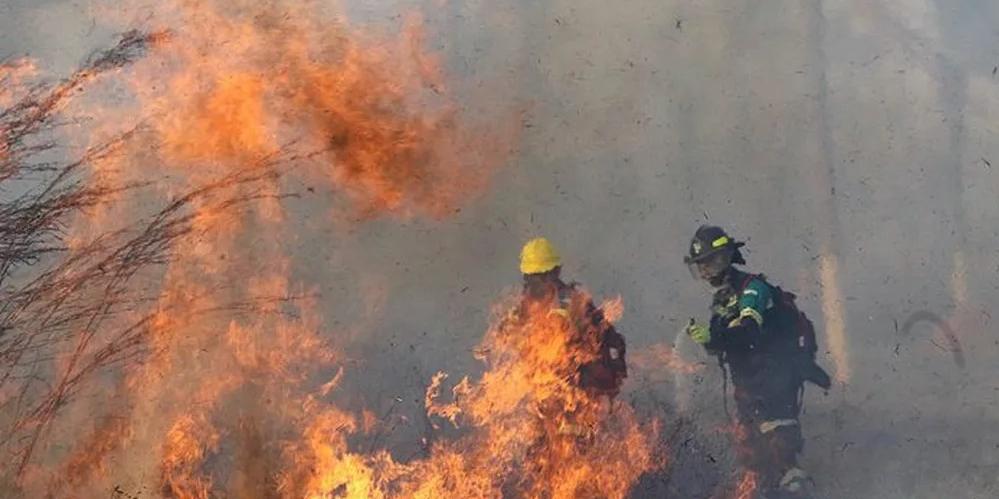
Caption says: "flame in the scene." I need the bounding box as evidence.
[712,423,762,499]
[0,58,38,108]
[600,295,625,324]
[281,290,661,498]
[0,1,668,498]
[416,290,661,498]
[733,470,758,499]
[160,414,220,499]
[104,0,505,219]
[8,0,515,495]
[162,72,273,164]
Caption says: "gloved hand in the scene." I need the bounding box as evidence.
[685,320,711,345]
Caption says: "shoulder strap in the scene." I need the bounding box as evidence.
[737,272,761,292]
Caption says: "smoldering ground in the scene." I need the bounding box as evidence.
[2,0,999,498]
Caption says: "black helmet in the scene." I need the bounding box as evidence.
[683,225,746,265]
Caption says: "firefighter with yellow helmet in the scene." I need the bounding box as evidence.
[499,237,630,496]
[515,237,627,397]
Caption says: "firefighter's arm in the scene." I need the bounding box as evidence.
[686,319,712,345]
[707,316,762,350]
[705,279,771,351]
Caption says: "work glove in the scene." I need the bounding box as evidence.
[685,319,711,345]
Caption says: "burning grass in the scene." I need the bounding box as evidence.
[0,1,673,497]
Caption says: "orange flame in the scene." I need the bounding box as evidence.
[160,414,220,499]
[274,290,662,498]
[103,0,507,219]
[1,2,670,499]
[600,295,625,323]
[12,0,513,495]
[734,470,759,499]
[0,58,38,108]
[417,290,660,498]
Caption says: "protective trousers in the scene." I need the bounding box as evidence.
[731,371,803,492]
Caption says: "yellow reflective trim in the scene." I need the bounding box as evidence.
[711,236,730,248]
[548,308,570,319]
[760,419,798,434]
[739,307,764,325]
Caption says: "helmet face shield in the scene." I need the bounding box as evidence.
[687,249,732,282]
[684,225,743,283]
[686,260,699,280]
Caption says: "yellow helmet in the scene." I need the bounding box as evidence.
[520,237,562,275]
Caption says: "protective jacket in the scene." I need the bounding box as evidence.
[519,280,627,397]
[705,269,801,421]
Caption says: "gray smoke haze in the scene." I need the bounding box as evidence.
[4,0,999,497]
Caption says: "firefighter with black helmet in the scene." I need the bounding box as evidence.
[684,225,828,497]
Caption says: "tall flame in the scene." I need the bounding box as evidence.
[0,1,672,498]
[416,290,660,498]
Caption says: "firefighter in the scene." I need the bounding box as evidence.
[518,237,627,397]
[683,225,823,497]
[513,237,627,440]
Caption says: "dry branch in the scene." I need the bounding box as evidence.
[0,31,295,480]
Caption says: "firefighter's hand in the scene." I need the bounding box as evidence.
[685,322,711,345]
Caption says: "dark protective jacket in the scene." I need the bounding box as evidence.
[703,269,800,421]
[519,280,628,397]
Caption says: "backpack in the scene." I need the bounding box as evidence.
[741,275,832,390]
[554,284,627,396]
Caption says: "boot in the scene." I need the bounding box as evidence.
[775,467,813,498]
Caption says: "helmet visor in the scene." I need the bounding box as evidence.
[687,249,732,281]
